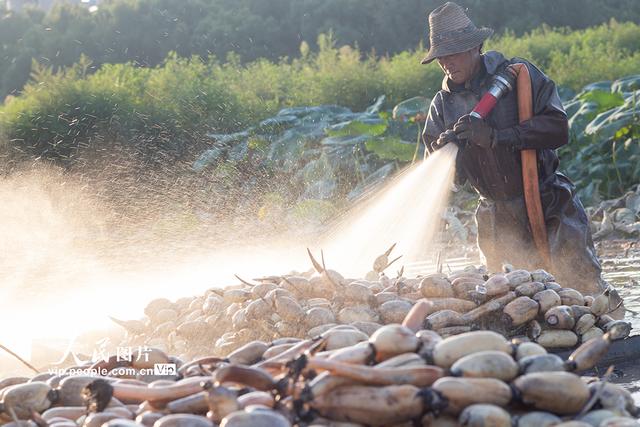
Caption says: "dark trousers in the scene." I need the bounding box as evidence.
[475,172,606,296]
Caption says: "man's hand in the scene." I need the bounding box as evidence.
[430,129,462,153]
[453,114,494,149]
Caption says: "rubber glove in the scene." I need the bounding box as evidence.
[453,114,495,149]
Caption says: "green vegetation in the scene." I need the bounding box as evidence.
[0,33,443,162]
[492,22,640,90]
[2,0,640,99]
[561,77,640,203]
[1,21,640,203]
[185,75,640,209]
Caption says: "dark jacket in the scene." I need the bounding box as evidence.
[422,50,568,201]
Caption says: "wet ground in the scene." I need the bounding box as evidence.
[597,239,640,404]
[599,239,640,330]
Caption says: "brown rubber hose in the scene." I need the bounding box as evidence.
[509,63,553,270]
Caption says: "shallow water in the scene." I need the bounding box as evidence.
[596,240,640,338]
[597,240,640,404]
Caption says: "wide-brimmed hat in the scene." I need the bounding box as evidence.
[421,2,493,64]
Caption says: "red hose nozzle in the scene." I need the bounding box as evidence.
[470,68,517,120]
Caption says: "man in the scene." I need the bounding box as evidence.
[421,2,615,302]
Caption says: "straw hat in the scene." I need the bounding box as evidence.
[421,2,493,64]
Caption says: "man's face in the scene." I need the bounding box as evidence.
[437,46,481,85]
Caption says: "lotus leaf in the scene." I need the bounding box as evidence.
[303,178,337,200]
[276,105,351,118]
[193,146,227,171]
[326,118,387,137]
[365,136,415,162]
[227,140,249,163]
[297,156,336,184]
[290,199,338,224]
[321,134,370,146]
[392,96,430,121]
[568,102,600,137]
[611,75,640,93]
[205,131,249,145]
[323,144,360,174]
[257,115,299,133]
[581,80,612,92]
[247,136,270,151]
[625,192,640,215]
[557,87,576,102]
[618,222,640,235]
[384,118,421,141]
[292,123,332,143]
[268,129,312,171]
[612,207,636,225]
[585,108,635,140]
[563,99,582,118]
[347,163,396,201]
[577,90,625,113]
[365,95,386,114]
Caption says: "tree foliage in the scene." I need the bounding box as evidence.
[3,21,640,172]
[2,0,640,99]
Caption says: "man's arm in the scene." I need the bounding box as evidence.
[494,61,569,151]
[422,93,467,185]
[422,93,446,155]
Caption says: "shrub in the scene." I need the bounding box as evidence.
[3,22,640,169]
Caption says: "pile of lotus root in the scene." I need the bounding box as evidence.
[0,249,636,426]
[110,248,629,362]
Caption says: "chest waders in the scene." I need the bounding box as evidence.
[468,63,553,270]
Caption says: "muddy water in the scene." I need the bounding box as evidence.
[599,240,640,332]
[597,240,640,405]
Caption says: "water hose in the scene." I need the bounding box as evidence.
[469,63,552,270]
[511,63,552,270]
